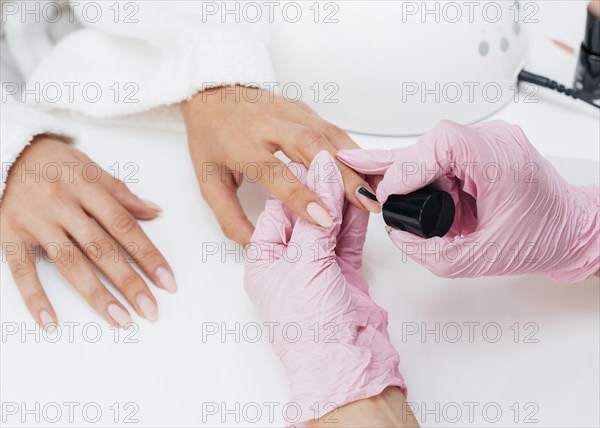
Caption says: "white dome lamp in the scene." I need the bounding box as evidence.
[270,1,529,136]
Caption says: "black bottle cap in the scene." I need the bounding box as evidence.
[381,188,455,238]
[357,187,455,238]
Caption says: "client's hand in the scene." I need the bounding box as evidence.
[337,120,599,283]
[244,151,405,426]
[181,86,380,246]
[1,137,176,329]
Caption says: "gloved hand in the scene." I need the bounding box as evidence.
[337,120,599,283]
[244,151,406,427]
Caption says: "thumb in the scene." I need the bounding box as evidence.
[336,149,397,175]
[388,228,486,278]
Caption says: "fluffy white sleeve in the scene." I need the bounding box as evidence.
[1,17,74,199]
[24,2,276,119]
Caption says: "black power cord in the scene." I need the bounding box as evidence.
[518,69,600,109]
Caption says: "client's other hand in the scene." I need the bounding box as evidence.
[244,151,405,427]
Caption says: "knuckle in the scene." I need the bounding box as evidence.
[135,246,161,267]
[88,287,106,306]
[109,178,128,195]
[10,260,31,280]
[296,129,326,151]
[287,184,307,204]
[323,123,348,143]
[118,272,143,294]
[111,211,137,235]
[24,291,45,309]
[220,221,238,241]
[55,243,81,270]
[83,233,114,260]
[337,162,356,180]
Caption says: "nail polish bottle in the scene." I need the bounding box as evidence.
[574,1,600,100]
[359,187,455,238]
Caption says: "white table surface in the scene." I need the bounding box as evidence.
[1,2,599,427]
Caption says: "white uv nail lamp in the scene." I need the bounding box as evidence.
[270,1,529,136]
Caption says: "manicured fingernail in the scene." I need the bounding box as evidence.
[107,304,132,327]
[136,294,159,321]
[39,310,56,333]
[356,187,381,213]
[307,202,333,227]
[156,267,177,293]
[141,199,163,212]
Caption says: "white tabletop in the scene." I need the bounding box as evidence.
[1,2,599,427]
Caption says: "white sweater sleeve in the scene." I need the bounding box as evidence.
[1,16,75,199]
[24,2,276,119]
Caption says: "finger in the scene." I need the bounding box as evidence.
[271,122,380,213]
[289,151,345,245]
[249,163,308,258]
[314,119,383,214]
[199,166,255,246]
[79,189,177,293]
[72,151,162,220]
[63,211,159,321]
[101,174,162,220]
[336,202,370,271]
[3,234,57,331]
[251,150,334,228]
[36,228,133,327]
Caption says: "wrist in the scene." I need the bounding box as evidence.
[180,85,246,121]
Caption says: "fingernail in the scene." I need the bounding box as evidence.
[39,310,56,333]
[107,304,132,327]
[307,202,333,227]
[136,294,159,321]
[155,267,177,293]
[356,187,381,213]
[141,199,163,212]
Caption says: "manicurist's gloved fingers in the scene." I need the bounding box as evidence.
[199,165,255,246]
[289,151,345,246]
[387,227,498,279]
[336,148,397,175]
[337,121,477,204]
[336,203,370,272]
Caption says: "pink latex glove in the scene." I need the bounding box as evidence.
[337,120,599,283]
[244,151,406,427]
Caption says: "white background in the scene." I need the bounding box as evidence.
[1,2,599,427]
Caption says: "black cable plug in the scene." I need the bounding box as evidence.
[518,69,599,109]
